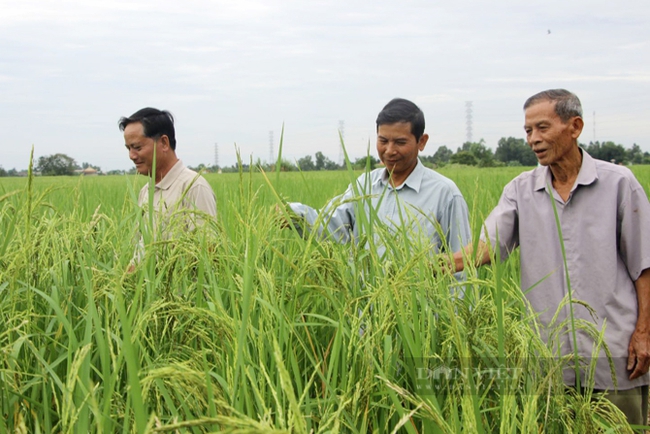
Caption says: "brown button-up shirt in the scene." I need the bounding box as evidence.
[482,150,650,389]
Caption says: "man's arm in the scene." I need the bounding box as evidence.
[627,267,650,380]
[449,240,492,273]
[442,195,472,255]
[447,180,520,274]
[186,181,217,217]
[288,188,356,244]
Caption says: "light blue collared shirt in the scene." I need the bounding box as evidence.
[289,159,471,258]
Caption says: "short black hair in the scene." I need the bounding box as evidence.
[376,98,425,141]
[118,108,177,150]
[523,89,583,123]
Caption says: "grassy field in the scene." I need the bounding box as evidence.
[1,164,650,433]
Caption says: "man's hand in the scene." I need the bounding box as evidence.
[433,240,492,276]
[431,255,454,276]
[274,203,305,231]
[627,329,650,380]
[628,268,650,380]
[274,204,291,229]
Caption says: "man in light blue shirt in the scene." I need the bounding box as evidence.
[288,98,471,259]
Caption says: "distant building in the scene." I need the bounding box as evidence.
[75,168,99,176]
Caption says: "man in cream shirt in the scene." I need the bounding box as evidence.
[119,107,216,265]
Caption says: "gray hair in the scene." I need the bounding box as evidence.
[523,89,583,122]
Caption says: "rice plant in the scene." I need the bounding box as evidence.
[1,160,649,433]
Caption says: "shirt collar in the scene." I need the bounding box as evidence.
[573,149,598,189]
[533,148,598,192]
[534,165,552,192]
[156,160,185,190]
[377,158,424,193]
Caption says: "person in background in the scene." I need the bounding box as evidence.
[448,89,650,425]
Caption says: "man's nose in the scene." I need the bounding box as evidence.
[129,148,138,160]
[528,130,541,145]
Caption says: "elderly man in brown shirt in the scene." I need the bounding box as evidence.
[450,89,650,425]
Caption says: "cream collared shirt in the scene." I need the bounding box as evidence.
[137,159,216,218]
[133,160,216,263]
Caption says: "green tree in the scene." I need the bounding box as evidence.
[450,151,478,166]
[458,140,494,167]
[324,159,340,170]
[315,152,339,170]
[432,146,453,165]
[297,155,315,171]
[626,144,644,165]
[353,156,379,170]
[315,152,326,170]
[36,153,77,176]
[0,166,6,177]
[586,141,627,164]
[274,159,297,172]
[495,137,537,166]
[585,141,601,159]
[644,152,650,165]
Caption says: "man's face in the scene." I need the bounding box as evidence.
[124,122,160,176]
[524,100,582,166]
[376,122,428,181]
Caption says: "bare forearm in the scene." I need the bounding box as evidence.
[635,268,650,333]
[451,240,492,273]
[627,268,650,379]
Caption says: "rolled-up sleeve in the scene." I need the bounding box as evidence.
[618,177,650,280]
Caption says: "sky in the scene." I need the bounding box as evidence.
[1,0,649,172]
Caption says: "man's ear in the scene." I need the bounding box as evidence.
[158,134,171,150]
[418,133,429,151]
[570,117,584,140]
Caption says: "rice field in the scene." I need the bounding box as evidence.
[1,162,650,433]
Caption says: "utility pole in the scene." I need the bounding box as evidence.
[465,101,473,143]
[214,143,219,169]
[269,131,274,164]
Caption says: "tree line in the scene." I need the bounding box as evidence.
[2,138,649,177]
[208,138,650,173]
[0,154,106,177]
